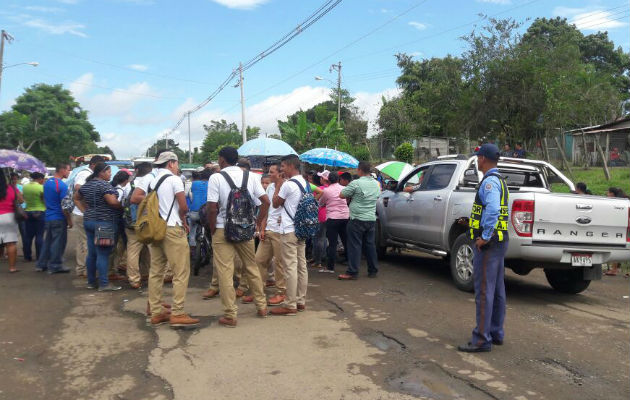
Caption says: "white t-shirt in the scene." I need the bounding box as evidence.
[72,168,93,216]
[265,183,282,233]
[134,171,157,194]
[278,175,308,234]
[207,166,265,229]
[115,183,131,202]
[148,169,185,227]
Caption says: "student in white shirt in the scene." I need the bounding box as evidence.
[255,163,286,305]
[206,146,270,327]
[146,152,200,329]
[270,154,308,316]
[72,155,105,277]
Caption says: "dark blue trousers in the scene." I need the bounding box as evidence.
[345,219,378,276]
[24,211,45,261]
[37,220,68,271]
[471,240,508,348]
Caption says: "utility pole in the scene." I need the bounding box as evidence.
[239,62,247,144]
[187,111,192,163]
[330,61,342,127]
[0,30,15,100]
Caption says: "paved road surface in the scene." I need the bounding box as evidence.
[1,232,628,400]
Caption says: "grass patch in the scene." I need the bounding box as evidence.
[551,167,630,196]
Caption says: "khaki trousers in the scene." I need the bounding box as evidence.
[208,251,246,292]
[73,214,87,275]
[126,228,150,285]
[212,228,266,319]
[255,231,286,294]
[108,237,127,274]
[281,232,307,309]
[148,226,190,317]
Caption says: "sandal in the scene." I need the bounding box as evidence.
[9,268,19,273]
[604,270,618,276]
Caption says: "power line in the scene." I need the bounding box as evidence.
[165,0,343,138]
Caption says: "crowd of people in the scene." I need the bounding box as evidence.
[0,147,382,330]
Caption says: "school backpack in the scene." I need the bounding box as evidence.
[135,175,175,244]
[284,179,319,241]
[220,170,256,243]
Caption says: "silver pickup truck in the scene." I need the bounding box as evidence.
[376,156,630,294]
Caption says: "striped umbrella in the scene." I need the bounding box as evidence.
[375,161,413,181]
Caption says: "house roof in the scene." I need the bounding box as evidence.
[567,116,630,136]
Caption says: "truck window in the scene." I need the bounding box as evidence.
[424,164,457,191]
[400,166,430,192]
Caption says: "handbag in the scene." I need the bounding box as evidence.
[12,186,27,223]
[95,225,116,247]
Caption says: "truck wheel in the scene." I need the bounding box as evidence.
[376,221,387,259]
[450,233,474,292]
[544,269,591,294]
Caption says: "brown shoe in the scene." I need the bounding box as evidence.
[297,304,306,312]
[219,316,237,328]
[270,307,297,316]
[150,312,171,326]
[163,275,173,284]
[202,289,219,300]
[265,280,276,288]
[242,295,254,304]
[267,294,285,306]
[235,288,245,297]
[129,282,141,289]
[337,273,357,280]
[257,308,268,318]
[108,273,125,281]
[170,314,200,328]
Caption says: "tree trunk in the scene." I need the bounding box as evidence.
[594,134,611,181]
[553,135,574,179]
[605,132,610,161]
[580,129,589,169]
[541,132,551,162]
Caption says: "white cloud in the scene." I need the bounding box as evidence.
[476,0,511,4]
[128,64,149,71]
[24,6,63,13]
[408,21,427,31]
[210,0,269,10]
[23,18,87,37]
[56,0,79,4]
[353,88,401,137]
[571,11,627,30]
[69,72,94,98]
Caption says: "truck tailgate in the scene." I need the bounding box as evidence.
[532,194,629,247]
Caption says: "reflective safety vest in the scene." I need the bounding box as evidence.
[469,172,509,242]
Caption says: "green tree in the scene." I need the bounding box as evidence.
[96,145,116,160]
[197,120,260,162]
[278,112,347,153]
[394,142,414,164]
[145,138,187,160]
[0,83,100,164]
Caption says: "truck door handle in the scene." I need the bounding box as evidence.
[434,196,442,201]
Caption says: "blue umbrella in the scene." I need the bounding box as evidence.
[299,148,359,168]
[238,137,297,157]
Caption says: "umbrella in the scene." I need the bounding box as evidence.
[299,148,359,168]
[375,161,413,181]
[0,149,47,173]
[238,137,297,157]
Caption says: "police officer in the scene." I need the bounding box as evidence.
[458,143,509,353]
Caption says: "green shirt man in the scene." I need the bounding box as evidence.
[340,176,381,221]
[23,181,45,212]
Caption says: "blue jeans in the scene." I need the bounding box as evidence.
[37,220,68,271]
[24,211,45,260]
[84,220,116,287]
[345,219,378,276]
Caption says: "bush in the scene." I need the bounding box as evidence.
[394,142,414,164]
[351,146,372,162]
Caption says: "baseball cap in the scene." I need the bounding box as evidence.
[153,151,178,165]
[317,170,330,180]
[474,143,500,161]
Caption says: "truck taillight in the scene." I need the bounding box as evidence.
[512,200,535,237]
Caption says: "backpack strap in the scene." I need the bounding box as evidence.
[219,171,237,190]
[282,179,306,221]
[149,174,171,193]
[241,170,249,191]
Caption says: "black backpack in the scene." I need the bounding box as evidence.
[220,171,256,242]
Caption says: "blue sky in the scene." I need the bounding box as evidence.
[1,0,628,159]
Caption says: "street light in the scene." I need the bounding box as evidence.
[314,61,342,127]
[1,61,39,70]
[0,61,38,101]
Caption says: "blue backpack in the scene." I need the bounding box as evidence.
[284,179,319,241]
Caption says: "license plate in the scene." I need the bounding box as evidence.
[571,254,593,267]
